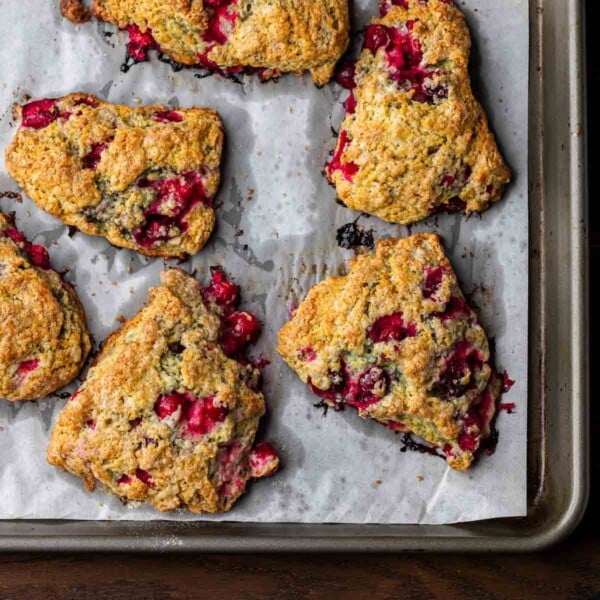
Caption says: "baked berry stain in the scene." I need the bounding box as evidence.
[399,433,445,459]
[336,221,375,250]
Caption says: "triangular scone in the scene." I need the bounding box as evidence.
[326,0,511,224]
[0,212,91,401]
[81,0,349,85]
[278,234,508,471]
[5,93,223,258]
[48,268,278,513]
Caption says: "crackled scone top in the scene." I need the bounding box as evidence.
[278,233,504,470]
[326,0,511,224]
[5,93,223,258]
[0,212,91,401]
[47,268,278,513]
[89,0,349,85]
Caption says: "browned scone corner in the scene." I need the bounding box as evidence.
[326,0,511,224]
[277,234,514,471]
[79,0,349,85]
[5,93,223,259]
[47,267,279,514]
[0,212,91,402]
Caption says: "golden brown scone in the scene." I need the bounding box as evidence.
[326,0,511,224]
[48,267,279,513]
[87,0,349,85]
[5,93,223,259]
[0,212,91,402]
[278,234,512,471]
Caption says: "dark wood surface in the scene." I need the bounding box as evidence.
[0,3,596,598]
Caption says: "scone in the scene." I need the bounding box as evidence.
[0,212,91,401]
[277,234,510,471]
[5,93,223,259]
[61,0,350,85]
[47,268,279,513]
[326,0,511,224]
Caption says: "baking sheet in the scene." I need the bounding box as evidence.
[0,0,528,525]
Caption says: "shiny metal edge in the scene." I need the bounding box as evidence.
[0,0,588,552]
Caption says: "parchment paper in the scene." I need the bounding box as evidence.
[0,0,528,524]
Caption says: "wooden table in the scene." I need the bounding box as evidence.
[0,4,596,597]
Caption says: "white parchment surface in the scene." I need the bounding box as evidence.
[0,0,528,524]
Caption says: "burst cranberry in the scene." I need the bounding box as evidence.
[436,296,472,322]
[134,468,155,487]
[434,340,484,399]
[299,347,317,362]
[387,421,408,431]
[124,24,159,61]
[82,141,110,170]
[248,442,279,478]
[24,244,50,269]
[202,267,239,313]
[368,312,417,343]
[116,474,131,485]
[154,393,185,420]
[202,1,238,46]
[16,359,40,381]
[153,110,183,123]
[221,311,261,357]
[444,196,467,213]
[326,130,359,182]
[441,174,456,188]
[182,395,229,437]
[308,370,346,402]
[4,228,26,245]
[422,266,447,299]
[21,99,59,129]
[364,24,391,54]
[344,366,389,409]
[344,92,357,114]
[457,410,481,452]
[501,371,515,393]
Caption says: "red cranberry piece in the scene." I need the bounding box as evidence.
[344,366,389,410]
[308,369,346,402]
[124,24,159,61]
[82,141,110,170]
[368,312,417,343]
[334,61,356,90]
[221,311,261,358]
[203,3,238,46]
[344,91,357,114]
[436,296,472,322]
[364,24,391,54]
[154,392,185,421]
[326,130,359,182]
[441,175,456,188]
[153,110,183,123]
[249,442,279,478]
[202,267,239,313]
[26,244,51,269]
[499,402,516,414]
[116,474,131,485]
[422,266,447,299]
[16,359,40,381]
[434,340,484,399]
[134,468,155,487]
[501,371,515,393]
[457,410,481,452]
[129,417,142,429]
[444,196,467,213]
[379,0,408,16]
[299,347,317,362]
[84,419,96,429]
[182,395,229,437]
[387,421,408,431]
[4,228,26,245]
[21,99,59,129]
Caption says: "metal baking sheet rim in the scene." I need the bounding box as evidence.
[0,0,588,552]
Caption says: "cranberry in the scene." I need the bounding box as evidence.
[334,61,356,90]
[202,1,238,47]
[153,110,183,123]
[499,402,516,414]
[21,99,59,129]
[154,393,185,421]
[24,244,50,269]
[457,410,481,452]
[379,0,408,16]
[4,228,26,245]
[501,371,515,393]
[344,366,389,410]
[326,130,359,182]
[441,175,456,188]
[299,347,317,362]
[422,266,447,299]
[344,91,357,114]
[202,267,239,313]
[308,369,346,402]
[436,296,472,322]
[134,468,155,487]
[182,395,229,437]
[221,311,261,358]
[433,340,484,399]
[124,24,159,61]
[248,442,279,478]
[443,196,467,213]
[129,417,142,429]
[387,421,408,431]
[368,312,417,343]
[73,97,99,108]
[16,359,39,381]
[116,474,131,485]
[82,141,110,170]
[364,24,391,54]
